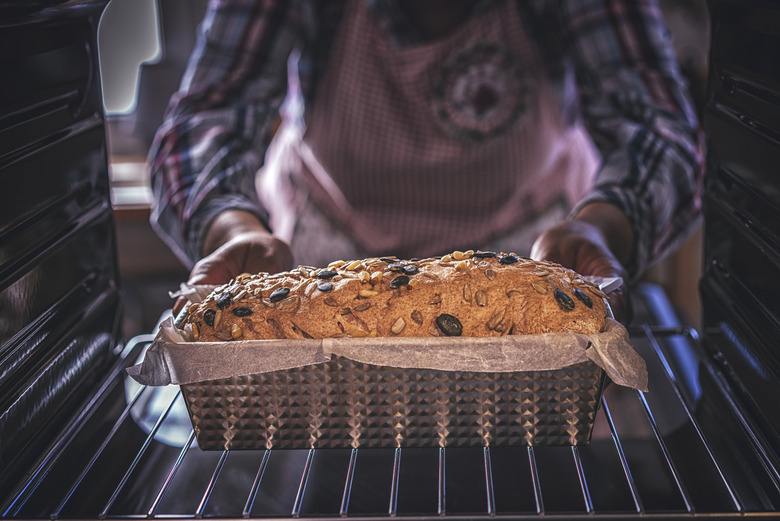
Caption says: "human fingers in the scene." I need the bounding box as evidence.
[176,231,293,314]
[189,231,293,285]
[531,220,632,324]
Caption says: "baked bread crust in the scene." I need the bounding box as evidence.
[185,251,609,341]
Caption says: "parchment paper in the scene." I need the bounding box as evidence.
[126,316,647,391]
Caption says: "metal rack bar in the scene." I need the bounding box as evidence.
[483,448,495,516]
[291,449,315,518]
[51,384,147,519]
[194,449,229,517]
[640,325,743,512]
[100,389,183,517]
[437,447,446,516]
[339,449,358,517]
[526,446,544,515]
[600,395,643,514]
[147,429,196,517]
[635,390,693,513]
[388,448,401,516]
[570,447,593,514]
[243,450,271,518]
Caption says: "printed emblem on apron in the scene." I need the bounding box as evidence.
[434,44,534,141]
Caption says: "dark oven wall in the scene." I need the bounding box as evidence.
[702,0,780,465]
[0,0,121,496]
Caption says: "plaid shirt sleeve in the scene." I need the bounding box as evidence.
[147,0,302,267]
[556,0,705,280]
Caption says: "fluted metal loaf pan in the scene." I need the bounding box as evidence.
[180,354,606,450]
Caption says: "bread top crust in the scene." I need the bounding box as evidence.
[185,251,609,342]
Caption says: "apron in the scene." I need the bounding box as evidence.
[258,0,599,267]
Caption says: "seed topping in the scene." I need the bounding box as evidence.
[436,313,463,336]
[402,264,419,275]
[487,308,506,331]
[232,306,253,317]
[204,308,216,327]
[277,295,301,312]
[317,281,334,292]
[573,288,593,308]
[317,270,338,279]
[498,254,519,265]
[554,289,575,311]
[463,284,472,303]
[389,275,410,289]
[269,287,290,303]
[351,260,367,271]
[214,330,232,341]
[391,317,406,335]
[231,323,243,340]
[472,251,496,258]
[216,291,232,309]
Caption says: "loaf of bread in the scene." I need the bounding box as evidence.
[184,251,609,342]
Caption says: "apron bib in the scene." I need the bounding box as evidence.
[259,0,598,266]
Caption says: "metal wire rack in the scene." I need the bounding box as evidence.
[2,286,779,519]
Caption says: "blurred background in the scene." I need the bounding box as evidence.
[98,0,711,341]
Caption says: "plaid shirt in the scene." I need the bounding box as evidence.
[148,0,704,279]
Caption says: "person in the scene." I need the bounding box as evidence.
[148,0,704,323]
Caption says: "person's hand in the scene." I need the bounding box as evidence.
[174,210,293,315]
[530,202,633,324]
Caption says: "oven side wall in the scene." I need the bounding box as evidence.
[701,0,780,463]
[0,0,121,500]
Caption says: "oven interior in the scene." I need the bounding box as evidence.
[1,0,780,518]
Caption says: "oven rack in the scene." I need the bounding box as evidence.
[2,285,779,519]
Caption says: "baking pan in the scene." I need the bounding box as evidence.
[180,355,607,450]
[128,295,645,451]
